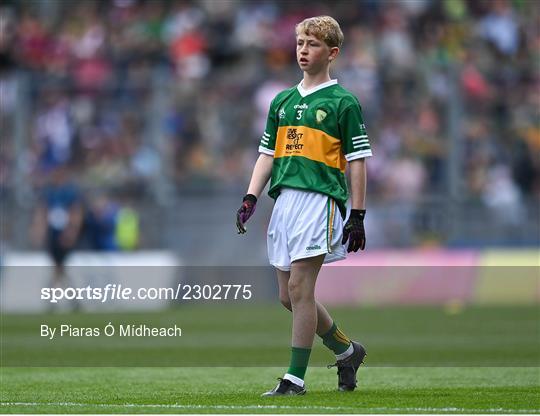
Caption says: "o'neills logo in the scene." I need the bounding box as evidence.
[286,128,304,151]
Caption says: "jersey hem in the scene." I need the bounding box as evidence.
[271,185,347,220]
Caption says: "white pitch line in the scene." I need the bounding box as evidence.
[1,402,538,413]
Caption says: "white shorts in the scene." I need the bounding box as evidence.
[267,188,346,271]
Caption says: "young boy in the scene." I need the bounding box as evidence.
[236,16,371,396]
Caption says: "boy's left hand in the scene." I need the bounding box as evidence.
[342,209,366,252]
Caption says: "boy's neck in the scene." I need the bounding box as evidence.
[302,71,332,91]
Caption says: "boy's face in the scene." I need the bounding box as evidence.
[296,32,338,75]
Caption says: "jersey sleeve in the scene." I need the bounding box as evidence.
[339,102,372,161]
[258,98,278,156]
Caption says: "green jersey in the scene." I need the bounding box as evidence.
[259,79,372,218]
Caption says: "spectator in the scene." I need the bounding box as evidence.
[84,192,120,251]
[31,165,83,288]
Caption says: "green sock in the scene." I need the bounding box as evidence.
[286,347,312,380]
[320,322,351,355]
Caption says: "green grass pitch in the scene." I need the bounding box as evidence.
[1,304,539,413]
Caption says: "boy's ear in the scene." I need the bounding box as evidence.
[329,47,340,61]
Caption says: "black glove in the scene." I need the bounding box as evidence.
[236,194,257,234]
[342,209,366,252]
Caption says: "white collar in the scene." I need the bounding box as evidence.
[297,79,338,97]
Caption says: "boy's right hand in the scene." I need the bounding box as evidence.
[236,194,257,234]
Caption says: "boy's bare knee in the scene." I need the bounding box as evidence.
[288,278,312,304]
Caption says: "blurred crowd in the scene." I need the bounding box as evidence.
[1,0,539,227]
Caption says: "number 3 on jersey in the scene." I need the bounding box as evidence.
[296,109,303,120]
